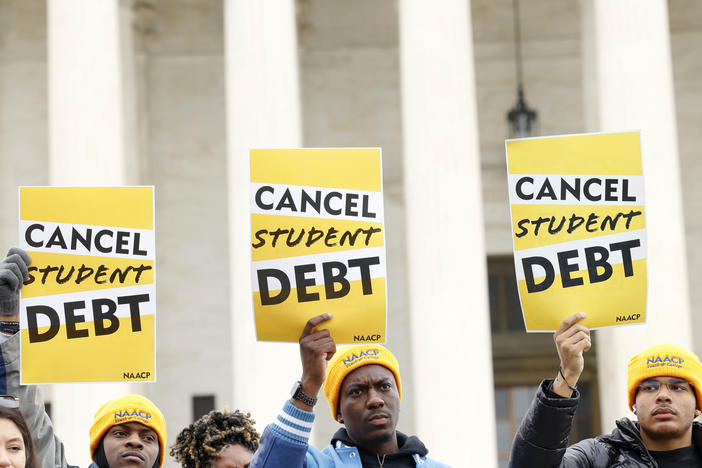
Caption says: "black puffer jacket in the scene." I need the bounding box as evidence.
[509,379,702,467]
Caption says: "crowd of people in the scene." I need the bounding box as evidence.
[0,249,263,468]
[3,247,702,467]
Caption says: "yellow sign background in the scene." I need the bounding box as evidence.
[19,187,156,384]
[506,133,647,331]
[250,149,387,343]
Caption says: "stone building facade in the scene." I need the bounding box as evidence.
[0,1,699,467]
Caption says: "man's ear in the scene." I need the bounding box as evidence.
[336,411,343,424]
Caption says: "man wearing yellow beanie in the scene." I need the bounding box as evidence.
[251,313,450,467]
[510,313,702,467]
[88,394,167,468]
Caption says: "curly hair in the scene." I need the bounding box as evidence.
[170,410,259,468]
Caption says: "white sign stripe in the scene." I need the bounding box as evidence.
[20,284,156,329]
[250,182,384,222]
[513,229,647,281]
[19,220,155,259]
[251,247,386,293]
[508,174,645,206]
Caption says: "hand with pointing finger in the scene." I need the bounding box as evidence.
[294,313,336,410]
[552,312,591,397]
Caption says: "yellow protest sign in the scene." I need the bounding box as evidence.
[506,132,647,331]
[19,187,156,383]
[250,149,387,343]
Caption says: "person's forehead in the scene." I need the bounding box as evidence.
[643,376,690,383]
[342,364,395,387]
[0,418,22,438]
[216,443,254,465]
[111,421,156,434]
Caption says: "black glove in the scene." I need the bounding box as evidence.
[0,248,31,317]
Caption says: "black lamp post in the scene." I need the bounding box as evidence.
[506,0,538,138]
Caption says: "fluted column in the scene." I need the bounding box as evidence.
[581,0,692,429]
[399,1,496,466]
[224,0,303,431]
[47,1,132,465]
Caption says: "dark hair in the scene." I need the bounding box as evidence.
[170,410,259,468]
[0,406,40,468]
[93,435,160,468]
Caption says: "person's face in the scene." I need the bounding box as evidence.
[211,444,253,468]
[337,364,400,451]
[103,422,160,468]
[635,376,698,443]
[0,418,25,468]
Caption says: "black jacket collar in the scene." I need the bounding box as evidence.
[600,418,702,461]
[330,427,429,457]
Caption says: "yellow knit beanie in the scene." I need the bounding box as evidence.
[323,344,402,419]
[627,344,702,410]
[89,394,167,467]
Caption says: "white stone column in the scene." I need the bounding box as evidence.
[48,0,127,183]
[224,0,303,432]
[47,1,131,465]
[399,1,496,466]
[581,0,692,429]
[0,1,48,247]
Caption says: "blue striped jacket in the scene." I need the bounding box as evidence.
[250,400,451,467]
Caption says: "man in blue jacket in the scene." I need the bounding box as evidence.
[251,313,450,467]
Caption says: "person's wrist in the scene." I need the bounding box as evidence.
[553,365,580,397]
[300,377,322,397]
[0,297,18,317]
[552,376,574,398]
[559,364,581,385]
[290,379,319,411]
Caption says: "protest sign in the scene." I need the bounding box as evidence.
[506,132,647,331]
[250,148,387,343]
[19,187,155,383]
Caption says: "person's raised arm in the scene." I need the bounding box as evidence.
[251,313,337,468]
[293,313,336,411]
[509,313,594,468]
[552,312,591,397]
[0,248,72,468]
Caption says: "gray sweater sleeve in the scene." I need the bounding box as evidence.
[1,333,68,468]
